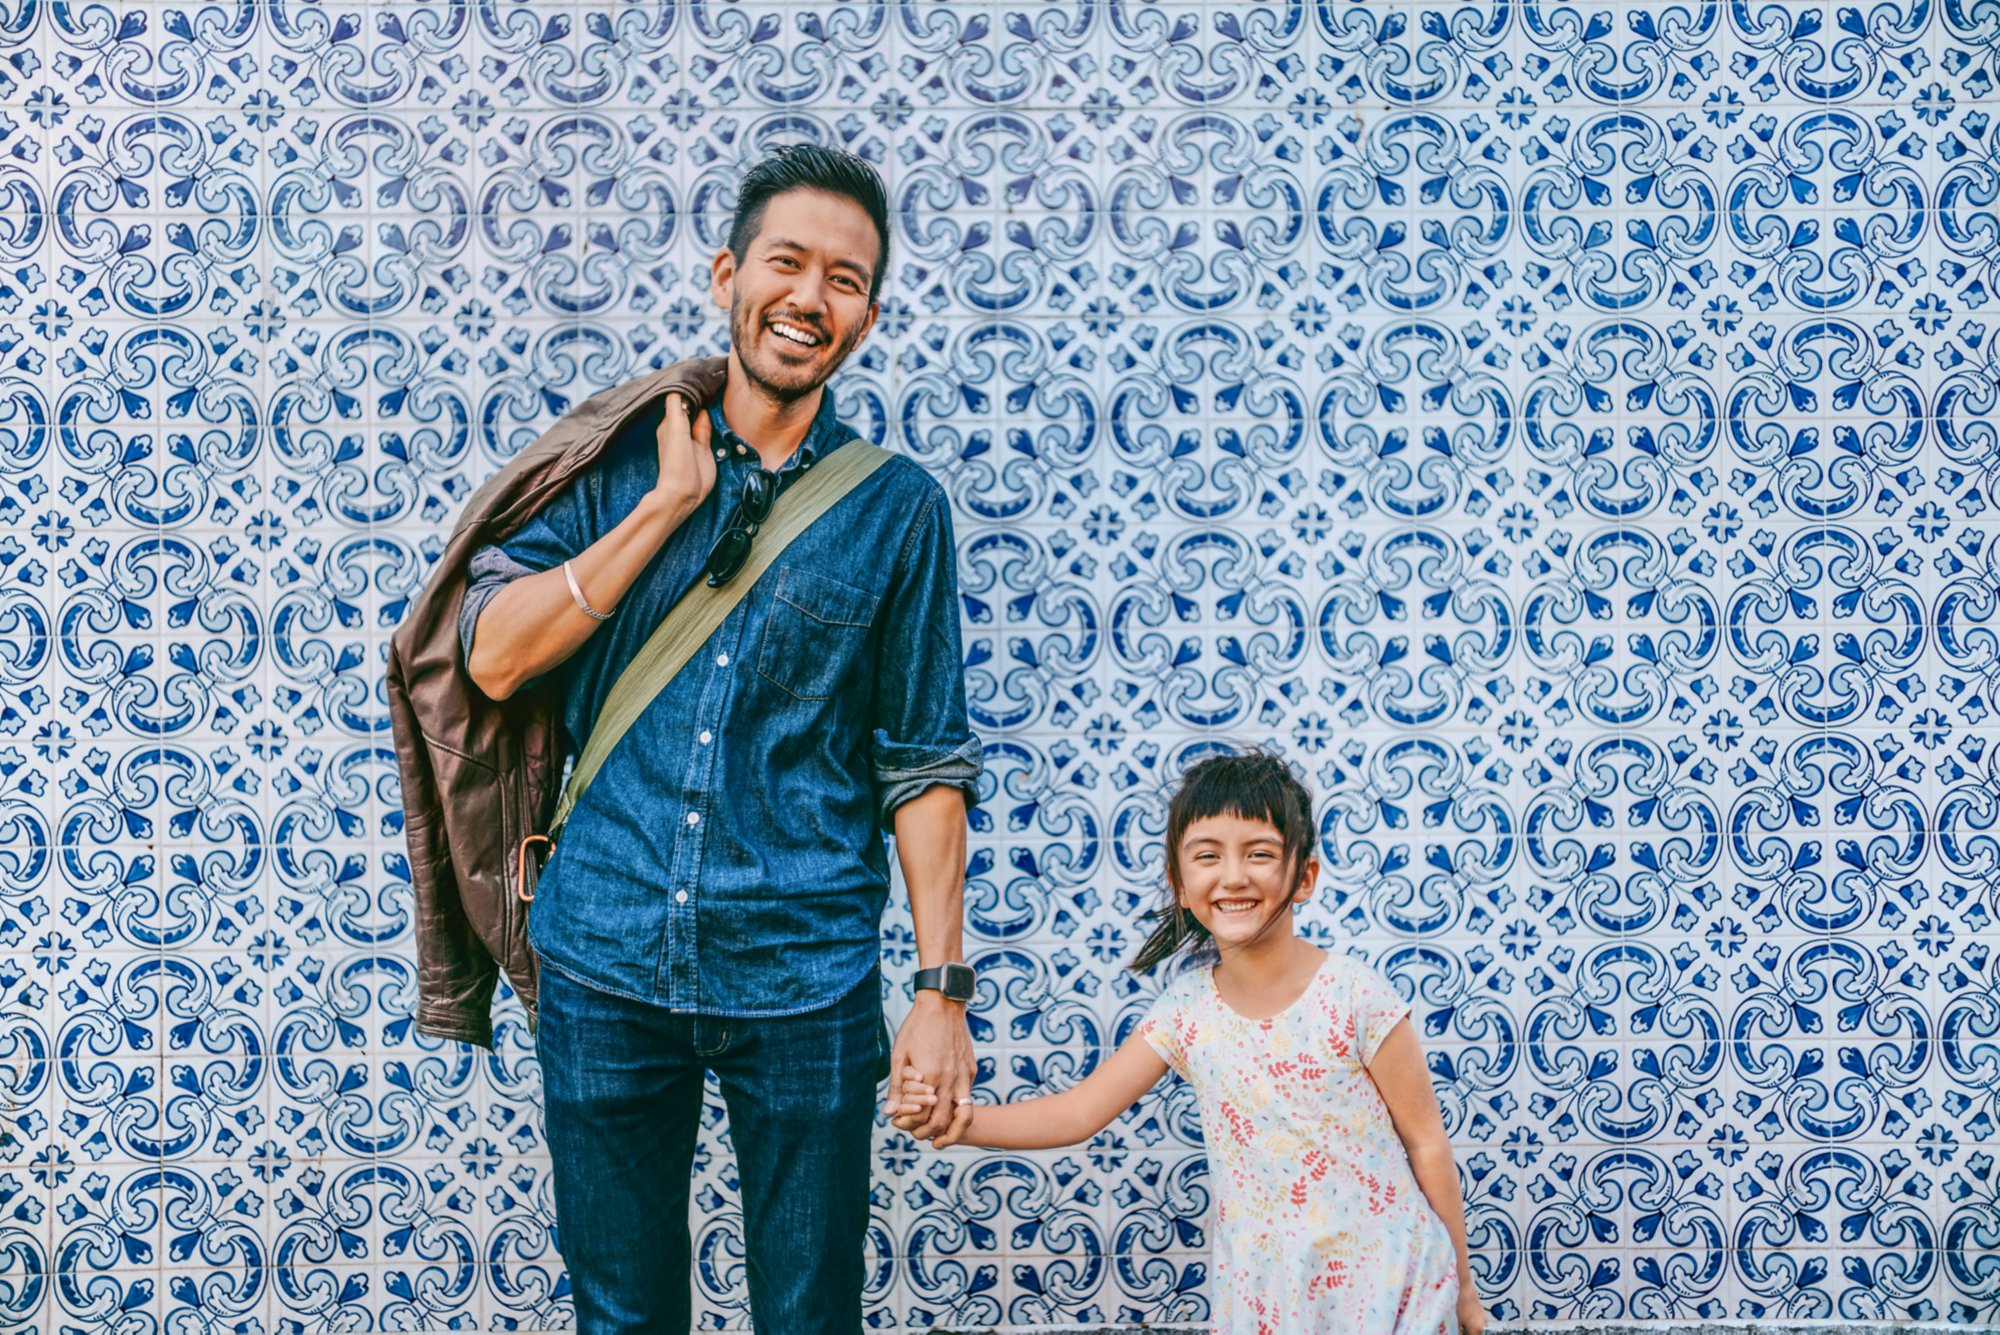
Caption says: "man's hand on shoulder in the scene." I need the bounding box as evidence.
[886,988,975,1147]
[649,393,717,518]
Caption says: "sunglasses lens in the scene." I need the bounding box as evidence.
[707,528,751,584]
[706,469,783,586]
[743,470,779,522]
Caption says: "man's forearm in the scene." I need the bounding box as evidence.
[888,782,976,1142]
[892,784,968,969]
[468,490,693,700]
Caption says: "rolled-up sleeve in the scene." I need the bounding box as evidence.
[459,545,542,663]
[456,478,594,669]
[871,486,983,825]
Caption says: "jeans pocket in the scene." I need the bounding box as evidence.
[872,1009,892,1085]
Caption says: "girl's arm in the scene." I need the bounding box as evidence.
[1369,1019,1488,1335]
[895,1032,1171,1150]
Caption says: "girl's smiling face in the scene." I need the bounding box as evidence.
[1172,812,1318,950]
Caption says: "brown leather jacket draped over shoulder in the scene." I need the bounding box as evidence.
[387,356,729,1049]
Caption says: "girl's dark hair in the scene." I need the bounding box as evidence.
[727,143,892,303]
[1129,748,1318,973]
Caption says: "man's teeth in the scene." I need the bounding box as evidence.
[770,322,821,347]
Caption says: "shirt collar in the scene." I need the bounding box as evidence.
[706,390,844,475]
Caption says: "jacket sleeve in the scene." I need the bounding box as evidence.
[409,815,501,1050]
[388,645,501,1050]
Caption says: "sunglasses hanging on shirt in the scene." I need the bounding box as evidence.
[704,466,782,587]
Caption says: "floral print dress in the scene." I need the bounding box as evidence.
[1139,952,1460,1335]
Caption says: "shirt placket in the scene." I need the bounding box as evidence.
[654,446,759,1010]
[654,416,833,1010]
[719,421,756,467]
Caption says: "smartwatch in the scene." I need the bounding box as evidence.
[913,962,977,1004]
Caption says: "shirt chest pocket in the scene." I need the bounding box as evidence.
[757,566,881,701]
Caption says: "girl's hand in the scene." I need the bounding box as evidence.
[888,1065,939,1132]
[1457,1288,1488,1335]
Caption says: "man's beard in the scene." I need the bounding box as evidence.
[729,296,865,403]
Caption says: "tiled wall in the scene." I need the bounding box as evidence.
[3,0,1999,1329]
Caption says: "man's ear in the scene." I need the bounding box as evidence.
[710,246,737,310]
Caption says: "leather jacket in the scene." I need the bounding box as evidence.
[387,356,728,1048]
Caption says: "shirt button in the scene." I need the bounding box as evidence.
[686,811,700,827]
[714,448,726,460]
[675,890,689,904]
[699,730,713,745]
[715,652,729,667]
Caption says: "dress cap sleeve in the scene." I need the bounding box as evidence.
[1348,958,1412,1065]
[1136,968,1201,1076]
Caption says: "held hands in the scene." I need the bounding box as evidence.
[888,1066,977,1149]
[886,1065,938,1133]
[650,392,716,515]
[884,991,975,1148]
[1458,1288,1488,1335]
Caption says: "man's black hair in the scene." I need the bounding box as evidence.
[728,144,891,304]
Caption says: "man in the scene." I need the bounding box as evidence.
[459,145,981,1332]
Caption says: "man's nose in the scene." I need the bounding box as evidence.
[786,269,831,314]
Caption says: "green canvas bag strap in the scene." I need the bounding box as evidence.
[547,436,892,838]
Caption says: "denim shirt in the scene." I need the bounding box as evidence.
[459,393,982,1015]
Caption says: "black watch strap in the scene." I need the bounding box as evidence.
[913,962,976,1003]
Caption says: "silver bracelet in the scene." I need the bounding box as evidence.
[563,560,613,622]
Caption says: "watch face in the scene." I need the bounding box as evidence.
[940,962,976,1001]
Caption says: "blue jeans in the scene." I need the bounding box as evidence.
[537,963,890,1333]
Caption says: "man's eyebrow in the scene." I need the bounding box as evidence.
[760,236,873,279]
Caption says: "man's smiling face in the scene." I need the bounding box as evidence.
[712,187,881,402]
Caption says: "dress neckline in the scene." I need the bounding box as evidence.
[1206,951,1330,1023]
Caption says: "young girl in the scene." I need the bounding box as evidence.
[892,750,1487,1335]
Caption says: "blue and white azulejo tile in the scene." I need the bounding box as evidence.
[1,0,1999,1329]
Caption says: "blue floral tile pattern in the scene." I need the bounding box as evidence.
[1,0,1999,1329]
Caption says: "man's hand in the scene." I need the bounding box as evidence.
[651,393,716,514]
[466,391,714,700]
[885,990,974,1146]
